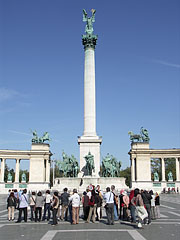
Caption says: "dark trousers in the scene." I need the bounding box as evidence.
[68,204,72,223]
[105,203,114,224]
[83,206,89,220]
[35,207,42,221]
[30,205,35,220]
[145,204,151,223]
[18,207,27,222]
[43,203,51,220]
[52,208,58,225]
[130,205,136,223]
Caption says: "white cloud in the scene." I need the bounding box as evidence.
[153,59,180,69]
[8,130,31,136]
[0,87,20,102]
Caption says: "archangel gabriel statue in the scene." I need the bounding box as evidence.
[83,9,96,35]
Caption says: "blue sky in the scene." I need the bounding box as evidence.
[0,0,180,171]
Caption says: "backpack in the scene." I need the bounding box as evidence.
[88,195,95,206]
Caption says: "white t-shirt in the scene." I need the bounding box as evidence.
[69,193,80,207]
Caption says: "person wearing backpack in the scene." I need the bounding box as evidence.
[16,189,28,223]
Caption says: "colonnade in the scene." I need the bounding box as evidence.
[131,157,180,182]
[0,158,27,183]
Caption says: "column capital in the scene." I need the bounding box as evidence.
[82,34,98,50]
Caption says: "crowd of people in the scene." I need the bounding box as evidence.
[6,185,161,228]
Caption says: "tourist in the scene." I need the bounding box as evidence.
[69,189,80,224]
[122,191,130,221]
[35,191,44,222]
[104,187,114,225]
[111,185,119,221]
[150,191,156,220]
[119,190,124,220]
[29,191,36,221]
[16,189,28,223]
[51,191,60,226]
[96,185,103,219]
[7,192,16,221]
[86,188,96,223]
[60,188,70,221]
[129,189,136,223]
[141,189,152,225]
[131,188,148,228]
[155,192,160,219]
[42,190,52,221]
[95,188,102,221]
[82,191,89,221]
[68,191,73,224]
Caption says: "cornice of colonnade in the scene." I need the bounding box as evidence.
[129,148,180,156]
[0,149,52,160]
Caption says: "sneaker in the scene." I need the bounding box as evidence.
[138,222,142,228]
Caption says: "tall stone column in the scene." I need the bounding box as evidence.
[46,159,50,183]
[0,158,5,182]
[15,159,20,183]
[131,158,135,182]
[176,157,180,181]
[161,158,165,181]
[78,10,102,177]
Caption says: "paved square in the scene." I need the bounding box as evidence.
[0,194,180,240]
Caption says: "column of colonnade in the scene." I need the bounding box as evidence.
[161,158,165,181]
[176,157,180,181]
[15,159,20,183]
[0,158,5,182]
[131,158,135,182]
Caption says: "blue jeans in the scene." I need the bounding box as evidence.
[114,204,118,220]
[43,203,51,220]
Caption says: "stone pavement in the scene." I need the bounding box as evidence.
[0,194,179,240]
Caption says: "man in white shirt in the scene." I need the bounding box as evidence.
[16,189,28,223]
[69,189,80,224]
[103,187,114,225]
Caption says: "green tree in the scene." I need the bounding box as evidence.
[120,167,131,187]
[50,163,61,187]
[165,158,176,181]
[19,170,29,182]
[151,158,176,181]
[151,159,162,181]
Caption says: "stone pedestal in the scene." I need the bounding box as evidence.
[78,137,102,177]
[53,177,128,193]
[29,143,51,189]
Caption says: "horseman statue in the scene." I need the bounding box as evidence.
[84,152,95,176]
[101,153,121,177]
[57,151,79,177]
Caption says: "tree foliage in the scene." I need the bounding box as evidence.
[151,158,176,181]
[120,167,131,187]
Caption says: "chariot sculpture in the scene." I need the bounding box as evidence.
[31,130,51,143]
[128,127,150,143]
